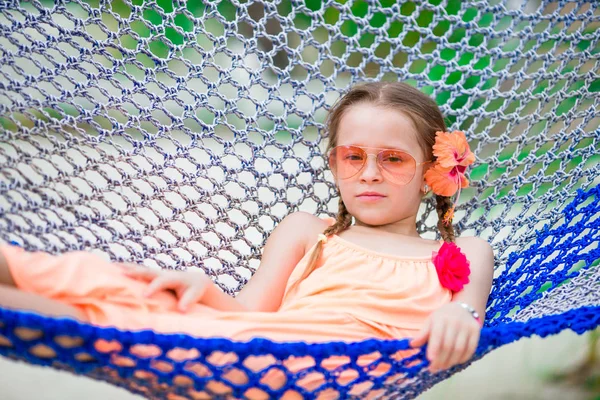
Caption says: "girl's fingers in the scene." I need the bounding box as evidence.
[435,324,458,371]
[120,265,158,280]
[461,330,480,364]
[144,276,180,297]
[409,318,431,348]
[117,263,147,271]
[122,269,154,277]
[175,286,186,299]
[445,329,469,370]
[177,285,207,312]
[122,268,207,311]
[426,322,444,370]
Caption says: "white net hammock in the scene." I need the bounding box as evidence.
[0,0,599,399]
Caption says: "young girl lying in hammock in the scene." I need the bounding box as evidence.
[0,82,494,378]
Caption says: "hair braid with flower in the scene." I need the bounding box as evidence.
[424,130,476,242]
[425,130,476,295]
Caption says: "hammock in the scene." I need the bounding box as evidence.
[0,0,599,398]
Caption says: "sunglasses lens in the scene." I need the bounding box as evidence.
[329,146,366,179]
[378,150,416,184]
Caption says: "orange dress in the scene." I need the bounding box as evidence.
[2,234,452,343]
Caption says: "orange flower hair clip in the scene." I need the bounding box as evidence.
[423,131,475,226]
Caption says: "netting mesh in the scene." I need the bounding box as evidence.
[0,0,599,399]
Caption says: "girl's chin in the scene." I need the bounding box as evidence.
[351,214,394,227]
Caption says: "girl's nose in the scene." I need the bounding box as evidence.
[359,154,383,183]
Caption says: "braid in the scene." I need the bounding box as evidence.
[435,194,456,243]
[287,197,352,294]
[324,197,353,236]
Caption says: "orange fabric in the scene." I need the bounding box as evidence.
[2,235,451,341]
[0,235,452,342]
[1,232,452,399]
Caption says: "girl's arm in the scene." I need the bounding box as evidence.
[0,284,89,321]
[235,211,327,312]
[0,250,88,320]
[409,236,494,373]
[124,211,326,313]
[450,236,495,322]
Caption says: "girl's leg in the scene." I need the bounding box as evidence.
[0,248,88,322]
[0,284,88,321]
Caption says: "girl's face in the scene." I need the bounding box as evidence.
[332,103,429,228]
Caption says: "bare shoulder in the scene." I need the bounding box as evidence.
[281,211,329,233]
[455,236,495,267]
[455,236,492,249]
[280,211,331,251]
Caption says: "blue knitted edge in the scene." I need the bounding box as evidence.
[1,304,598,364]
[1,305,598,399]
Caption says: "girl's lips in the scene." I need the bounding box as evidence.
[356,194,386,202]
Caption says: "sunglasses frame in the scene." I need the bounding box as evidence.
[328,145,433,185]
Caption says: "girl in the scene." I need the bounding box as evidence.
[0,82,494,392]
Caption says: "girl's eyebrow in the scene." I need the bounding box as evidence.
[388,146,411,152]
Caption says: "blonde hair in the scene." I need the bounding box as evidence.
[291,82,457,290]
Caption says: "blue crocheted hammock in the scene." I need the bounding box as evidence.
[1,1,599,399]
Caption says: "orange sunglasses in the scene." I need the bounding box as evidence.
[328,145,432,185]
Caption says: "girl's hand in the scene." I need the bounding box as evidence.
[409,302,482,373]
[119,264,210,312]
